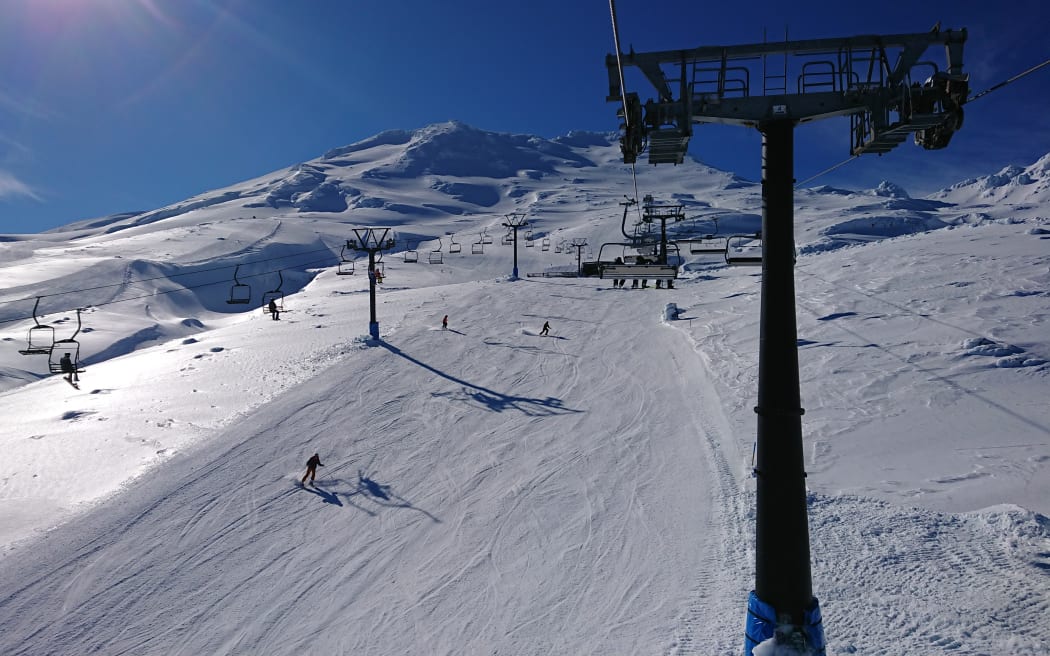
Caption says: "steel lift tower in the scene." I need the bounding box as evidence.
[348,228,396,341]
[606,26,968,655]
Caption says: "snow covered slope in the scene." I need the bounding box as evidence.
[0,123,1048,654]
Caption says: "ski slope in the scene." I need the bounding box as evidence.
[1,125,1048,654]
[1,257,1047,654]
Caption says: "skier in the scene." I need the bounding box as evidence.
[539,321,550,336]
[59,352,78,385]
[301,453,324,486]
[442,315,448,330]
[268,299,280,320]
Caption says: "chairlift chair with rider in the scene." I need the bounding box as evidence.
[261,270,285,314]
[47,308,85,381]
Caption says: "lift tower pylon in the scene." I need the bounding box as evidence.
[607,25,968,656]
[501,212,530,280]
[348,228,396,340]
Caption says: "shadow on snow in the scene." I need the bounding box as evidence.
[380,341,582,417]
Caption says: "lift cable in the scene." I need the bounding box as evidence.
[2,245,338,311]
[967,57,1050,103]
[608,0,643,222]
[795,56,1050,188]
[795,155,860,188]
[0,252,337,328]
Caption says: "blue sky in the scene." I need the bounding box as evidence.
[1,0,1048,234]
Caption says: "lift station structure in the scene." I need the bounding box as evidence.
[606,25,969,655]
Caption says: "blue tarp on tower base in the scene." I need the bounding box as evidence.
[744,590,825,655]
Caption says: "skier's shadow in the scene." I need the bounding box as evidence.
[301,484,343,506]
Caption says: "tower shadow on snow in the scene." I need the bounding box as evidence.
[355,469,441,523]
[379,341,582,417]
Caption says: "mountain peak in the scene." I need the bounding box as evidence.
[872,180,911,198]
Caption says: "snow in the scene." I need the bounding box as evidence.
[1,124,1048,655]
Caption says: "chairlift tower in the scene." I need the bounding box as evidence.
[640,194,684,265]
[501,212,530,279]
[348,228,396,340]
[569,238,588,276]
[607,25,969,655]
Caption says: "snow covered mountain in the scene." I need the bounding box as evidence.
[1,122,1048,655]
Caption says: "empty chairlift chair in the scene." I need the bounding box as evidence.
[689,235,728,255]
[227,265,252,305]
[471,236,485,255]
[541,237,551,251]
[337,245,356,275]
[18,297,55,356]
[525,230,535,247]
[724,234,763,266]
[404,242,419,263]
[448,234,462,253]
[429,237,444,264]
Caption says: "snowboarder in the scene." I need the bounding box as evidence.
[268,299,280,320]
[539,321,550,336]
[442,315,448,330]
[301,453,323,485]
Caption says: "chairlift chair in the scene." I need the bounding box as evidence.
[427,237,443,263]
[689,235,729,255]
[261,270,285,314]
[227,264,252,304]
[471,238,484,255]
[47,308,85,380]
[336,245,356,275]
[481,230,493,245]
[18,297,55,355]
[525,231,535,247]
[541,237,550,251]
[404,243,419,263]
[502,231,513,245]
[48,339,82,376]
[724,234,763,266]
[449,234,462,253]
